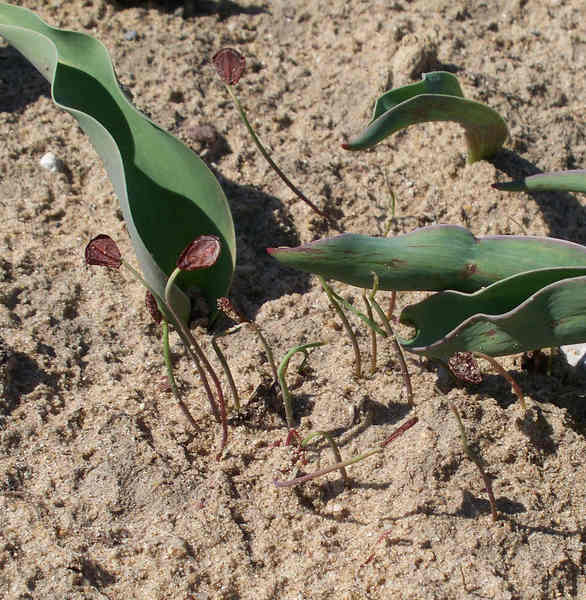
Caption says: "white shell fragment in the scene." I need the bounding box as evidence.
[39,152,65,173]
[560,343,586,368]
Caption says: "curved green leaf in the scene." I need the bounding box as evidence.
[343,72,508,163]
[399,269,586,359]
[268,225,586,292]
[493,169,586,193]
[0,4,236,325]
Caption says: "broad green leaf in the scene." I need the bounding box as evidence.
[400,269,586,359]
[343,72,508,163]
[268,225,586,292]
[0,4,236,325]
[493,169,586,193]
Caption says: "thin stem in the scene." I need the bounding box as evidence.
[386,290,397,323]
[161,319,199,430]
[177,329,219,422]
[473,352,526,411]
[274,447,382,488]
[302,430,348,484]
[363,289,377,373]
[274,416,418,488]
[381,416,418,447]
[224,83,330,221]
[118,260,208,424]
[319,276,361,378]
[368,277,414,406]
[447,397,498,521]
[165,268,227,459]
[278,342,323,429]
[212,325,244,411]
[324,284,386,336]
[247,322,279,384]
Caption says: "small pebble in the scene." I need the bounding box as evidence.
[39,152,64,173]
[124,30,138,41]
[560,343,586,368]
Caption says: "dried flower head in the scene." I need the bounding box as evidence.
[212,47,246,85]
[176,235,221,271]
[448,352,482,384]
[85,234,122,269]
[145,291,162,324]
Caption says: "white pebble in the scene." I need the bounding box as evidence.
[560,343,586,368]
[39,152,64,173]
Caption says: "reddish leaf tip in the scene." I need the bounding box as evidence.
[212,47,246,85]
[177,235,221,271]
[341,143,350,150]
[85,234,122,269]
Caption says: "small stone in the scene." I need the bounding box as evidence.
[39,152,64,173]
[560,343,586,368]
[124,30,138,41]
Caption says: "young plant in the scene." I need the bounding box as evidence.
[342,71,508,163]
[86,235,228,457]
[274,416,419,488]
[163,236,229,456]
[278,342,324,430]
[268,224,586,360]
[0,4,236,326]
[318,277,362,378]
[212,47,330,220]
[268,225,586,514]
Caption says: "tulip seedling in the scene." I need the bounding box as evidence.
[342,71,508,163]
[0,4,236,326]
[86,234,229,457]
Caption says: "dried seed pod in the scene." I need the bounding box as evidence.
[212,47,246,85]
[176,235,221,271]
[85,235,122,269]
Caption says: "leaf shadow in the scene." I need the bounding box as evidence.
[212,169,313,318]
[105,0,270,19]
[0,46,50,112]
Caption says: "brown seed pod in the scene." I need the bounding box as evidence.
[85,234,122,269]
[176,235,221,271]
[212,47,246,85]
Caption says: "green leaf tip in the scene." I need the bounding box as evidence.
[343,71,508,163]
[0,3,236,325]
[493,169,586,194]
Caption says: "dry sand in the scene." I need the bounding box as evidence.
[1,0,584,598]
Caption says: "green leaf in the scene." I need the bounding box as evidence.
[0,3,236,325]
[343,72,508,163]
[268,225,586,292]
[493,169,586,193]
[400,269,586,359]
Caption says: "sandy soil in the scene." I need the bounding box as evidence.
[1,0,585,598]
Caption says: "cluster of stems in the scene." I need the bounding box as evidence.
[86,234,229,459]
